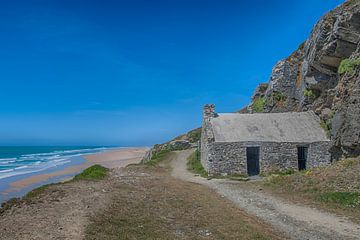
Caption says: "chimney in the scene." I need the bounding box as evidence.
[203,104,216,121]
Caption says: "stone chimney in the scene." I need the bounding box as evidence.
[203,104,216,121]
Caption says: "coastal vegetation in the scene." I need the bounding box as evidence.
[303,88,316,99]
[338,57,360,75]
[252,97,266,113]
[73,164,108,181]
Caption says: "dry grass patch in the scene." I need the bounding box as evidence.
[85,164,282,240]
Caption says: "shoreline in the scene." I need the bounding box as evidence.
[0,147,148,204]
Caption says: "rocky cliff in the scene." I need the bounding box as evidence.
[248,0,360,158]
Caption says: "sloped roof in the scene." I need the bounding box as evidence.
[210,111,330,143]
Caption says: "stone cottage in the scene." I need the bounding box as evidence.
[201,104,331,176]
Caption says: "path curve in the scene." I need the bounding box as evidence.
[171,149,360,240]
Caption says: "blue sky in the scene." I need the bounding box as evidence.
[0,0,344,146]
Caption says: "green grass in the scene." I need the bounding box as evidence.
[317,192,360,208]
[73,164,108,181]
[146,149,171,166]
[25,183,57,199]
[252,97,266,113]
[338,57,360,75]
[187,150,208,177]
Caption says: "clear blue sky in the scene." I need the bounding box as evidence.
[0,0,344,146]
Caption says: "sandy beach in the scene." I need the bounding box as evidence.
[3,147,148,195]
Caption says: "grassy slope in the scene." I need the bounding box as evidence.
[262,157,360,221]
[1,165,108,213]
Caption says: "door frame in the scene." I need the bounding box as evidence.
[246,146,260,176]
[297,146,308,171]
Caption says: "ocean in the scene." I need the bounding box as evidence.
[0,146,109,180]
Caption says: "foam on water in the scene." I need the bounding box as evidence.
[0,147,110,180]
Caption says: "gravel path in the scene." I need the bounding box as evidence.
[171,149,360,240]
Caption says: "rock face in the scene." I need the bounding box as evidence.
[249,0,360,158]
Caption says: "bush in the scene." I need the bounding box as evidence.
[303,89,316,99]
[272,92,286,102]
[320,121,331,137]
[338,58,360,75]
[252,97,266,113]
[73,164,108,181]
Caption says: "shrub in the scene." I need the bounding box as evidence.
[320,121,331,137]
[272,92,286,102]
[303,89,316,99]
[338,58,360,75]
[252,97,266,113]
[73,164,108,181]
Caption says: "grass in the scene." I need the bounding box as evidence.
[73,164,108,181]
[252,97,266,113]
[338,57,360,75]
[85,164,280,239]
[317,192,360,208]
[25,183,57,199]
[146,149,171,166]
[187,150,208,177]
[262,157,360,215]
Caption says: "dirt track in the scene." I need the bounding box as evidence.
[171,149,360,240]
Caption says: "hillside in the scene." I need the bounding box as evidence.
[261,157,360,222]
[246,0,360,158]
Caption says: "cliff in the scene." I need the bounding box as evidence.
[247,0,360,158]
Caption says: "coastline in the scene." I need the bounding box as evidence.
[0,147,148,204]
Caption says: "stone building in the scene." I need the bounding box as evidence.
[201,104,331,176]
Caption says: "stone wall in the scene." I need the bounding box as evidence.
[201,104,216,171]
[204,141,331,176]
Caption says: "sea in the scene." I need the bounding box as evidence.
[0,146,110,180]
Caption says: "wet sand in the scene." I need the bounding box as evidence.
[6,147,148,192]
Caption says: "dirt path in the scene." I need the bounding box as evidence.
[171,149,360,240]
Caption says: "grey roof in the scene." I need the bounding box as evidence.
[210,111,330,143]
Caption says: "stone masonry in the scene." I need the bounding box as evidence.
[201,104,331,176]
